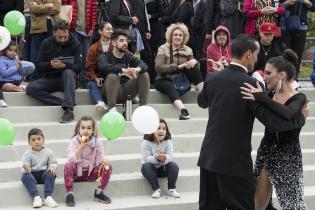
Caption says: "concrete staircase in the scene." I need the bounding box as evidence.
[0,87,314,210]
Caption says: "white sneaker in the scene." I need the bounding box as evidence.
[33,196,43,208]
[44,196,58,208]
[151,188,161,199]
[0,99,8,107]
[95,101,107,112]
[168,189,180,198]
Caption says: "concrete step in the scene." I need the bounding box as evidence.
[3,191,198,210]
[2,169,315,209]
[2,151,315,183]
[301,88,315,101]
[2,89,198,106]
[1,102,315,123]
[3,187,315,210]
[0,152,199,182]
[11,118,315,141]
[2,88,315,107]
[2,132,315,162]
[0,104,207,123]
[0,170,199,208]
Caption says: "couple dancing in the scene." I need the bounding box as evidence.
[198,34,308,210]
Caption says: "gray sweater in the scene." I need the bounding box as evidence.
[141,139,175,168]
[22,147,57,172]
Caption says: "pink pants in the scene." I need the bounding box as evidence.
[64,161,112,192]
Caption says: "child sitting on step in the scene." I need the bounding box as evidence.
[0,41,35,92]
[21,128,58,208]
[141,119,181,199]
[64,116,112,206]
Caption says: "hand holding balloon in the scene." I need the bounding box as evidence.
[22,163,31,173]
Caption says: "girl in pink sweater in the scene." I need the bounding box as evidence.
[64,116,112,206]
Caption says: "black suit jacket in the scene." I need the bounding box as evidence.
[197,64,305,177]
[110,0,134,30]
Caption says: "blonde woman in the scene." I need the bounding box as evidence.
[155,23,203,120]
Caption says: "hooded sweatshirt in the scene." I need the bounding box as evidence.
[206,25,232,72]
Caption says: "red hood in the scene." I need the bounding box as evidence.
[214,25,231,47]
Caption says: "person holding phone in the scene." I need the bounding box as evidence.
[26,20,83,123]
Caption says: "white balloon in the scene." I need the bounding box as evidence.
[0,26,11,51]
[132,106,160,134]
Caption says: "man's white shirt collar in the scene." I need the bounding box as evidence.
[230,62,248,73]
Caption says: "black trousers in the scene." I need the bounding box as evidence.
[281,30,307,78]
[26,69,77,109]
[155,66,203,102]
[199,168,255,210]
[141,162,179,191]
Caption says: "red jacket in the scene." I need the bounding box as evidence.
[62,0,97,33]
[86,41,114,80]
[207,25,232,72]
[243,0,285,35]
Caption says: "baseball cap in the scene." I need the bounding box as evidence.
[259,22,281,37]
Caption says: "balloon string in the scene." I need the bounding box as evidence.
[11,144,20,160]
[105,138,111,164]
[15,36,19,59]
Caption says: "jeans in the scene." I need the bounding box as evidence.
[26,69,77,109]
[22,16,31,61]
[21,61,35,77]
[64,161,112,192]
[28,19,53,81]
[141,162,179,191]
[86,81,104,104]
[21,170,56,198]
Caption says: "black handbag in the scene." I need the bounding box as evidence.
[169,46,191,96]
[286,3,302,31]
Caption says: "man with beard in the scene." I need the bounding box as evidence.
[97,30,150,112]
[206,25,231,73]
[26,20,83,123]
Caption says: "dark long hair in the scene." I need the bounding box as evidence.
[143,119,172,142]
[90,21,111,45]
[267,49,298,81]
[72,116,97,138]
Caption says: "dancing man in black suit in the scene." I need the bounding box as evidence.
[197,34,305,210]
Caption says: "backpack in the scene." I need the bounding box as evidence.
[219,0,238,17]
[98,0,111,22]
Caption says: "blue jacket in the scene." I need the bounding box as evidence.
[0,56,24,82]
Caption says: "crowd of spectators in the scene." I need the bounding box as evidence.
[0,0,314,121]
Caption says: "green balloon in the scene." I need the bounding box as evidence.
[100,112,126,140]
[0,118,16,146]
[4,10,26,36]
